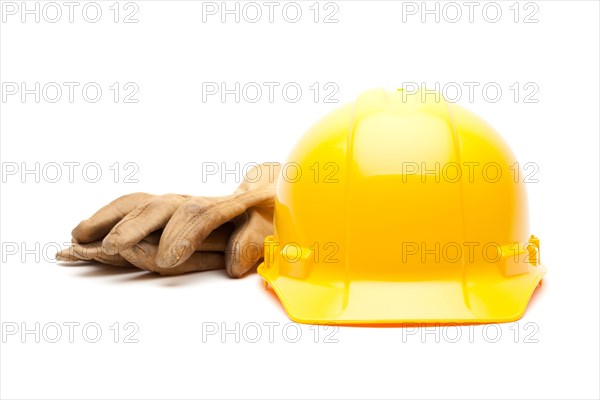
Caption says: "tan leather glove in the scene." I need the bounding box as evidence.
[56,163,280,277]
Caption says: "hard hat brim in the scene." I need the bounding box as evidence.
[258,262,546,325]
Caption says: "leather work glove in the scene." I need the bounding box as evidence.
[56,163,280,277]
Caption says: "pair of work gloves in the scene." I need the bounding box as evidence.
[56,163,280,277]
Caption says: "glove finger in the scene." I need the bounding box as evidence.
[102,194,189,255]
[226,207,273,278]
[72,192,155,244]
[142,223,232,250]
[56,242,134,268]
[121,240,225,275]
[56,247,83,262]
[156,190,273,268]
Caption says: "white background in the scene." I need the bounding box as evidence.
[1,1,599,399]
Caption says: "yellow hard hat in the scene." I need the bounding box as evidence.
[258,88,546,325]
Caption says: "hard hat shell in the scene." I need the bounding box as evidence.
[258,88,545,324]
